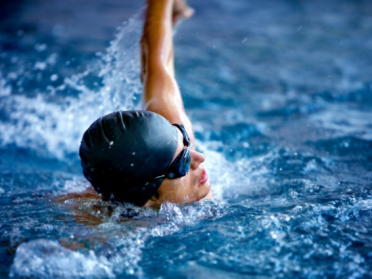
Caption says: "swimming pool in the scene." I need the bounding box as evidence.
[1,0,372,277]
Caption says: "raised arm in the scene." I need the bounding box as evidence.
[141,0,195,143]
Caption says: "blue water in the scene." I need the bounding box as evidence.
[1,0,372,278]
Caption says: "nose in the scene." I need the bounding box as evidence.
[190,150,205,170]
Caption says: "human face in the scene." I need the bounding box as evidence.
[145,128,211,205]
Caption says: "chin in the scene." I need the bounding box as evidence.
[198,179,211,200]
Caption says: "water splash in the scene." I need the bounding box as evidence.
[10,239,114,279]
[0,10,144,159]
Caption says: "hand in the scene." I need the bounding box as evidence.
[172,0,194,26]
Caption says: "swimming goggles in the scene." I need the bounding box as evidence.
[161,124,192,179]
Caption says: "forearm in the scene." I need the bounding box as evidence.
[143,0,173,51]
[141,0,175,83]
[141,0,185,117]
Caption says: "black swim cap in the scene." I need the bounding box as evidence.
[79,111,178,206]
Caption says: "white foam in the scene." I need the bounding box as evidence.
[0,71,11,97]
[10,239,114,278]
[64,180,90,193]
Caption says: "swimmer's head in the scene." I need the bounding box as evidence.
[79,111,178,206]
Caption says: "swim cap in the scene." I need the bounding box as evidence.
[79,111,178,206]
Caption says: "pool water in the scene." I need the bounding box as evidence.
[1,0,372,278]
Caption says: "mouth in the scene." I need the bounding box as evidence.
[198,169,208,185]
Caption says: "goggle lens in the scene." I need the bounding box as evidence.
[164,124,192,179]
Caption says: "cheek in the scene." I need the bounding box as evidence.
[171,170,201,202]
[180,175,194,193]
[186,171,199,195]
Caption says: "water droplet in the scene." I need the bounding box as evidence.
[132,152,135,155]
[110,141,114,145]
[34,62,46,70]
[131,164,134,166]
[35,43,47,52]
[50,74,58,81]
[91,168,94,172]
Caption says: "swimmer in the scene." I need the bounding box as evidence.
[79,0,213,207]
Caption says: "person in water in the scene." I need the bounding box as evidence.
[79,0,213,207]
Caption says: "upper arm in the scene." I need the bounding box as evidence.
[141,58,195,144]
